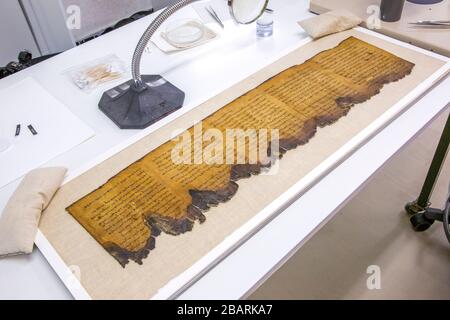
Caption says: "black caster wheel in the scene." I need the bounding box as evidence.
[410,213,434,232]
[405,202,417,215]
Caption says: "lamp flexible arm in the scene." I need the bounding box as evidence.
[131,0,200,88]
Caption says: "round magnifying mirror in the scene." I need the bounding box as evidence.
[228,0,269,24]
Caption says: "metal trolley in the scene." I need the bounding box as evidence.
[405,109,450,244]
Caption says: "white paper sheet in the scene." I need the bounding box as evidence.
[0,78,95,188]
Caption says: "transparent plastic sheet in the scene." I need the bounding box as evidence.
[65,55,128,93]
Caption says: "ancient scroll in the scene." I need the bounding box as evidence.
[67,37,414,267]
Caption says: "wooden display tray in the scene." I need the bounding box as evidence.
[36,28,449,300]
[310,0,450,57]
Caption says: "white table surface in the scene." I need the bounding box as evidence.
[0,0,449,300]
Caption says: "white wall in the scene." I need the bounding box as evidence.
[0,0,40,65]
[21,0,76,55]
[152,0,180,11]
[0,0,166,64]
[60,0,153,41]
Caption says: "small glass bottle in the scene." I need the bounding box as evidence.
[256,10,274,38]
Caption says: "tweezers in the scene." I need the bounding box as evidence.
[206,6,225,29]
[409,20,450,27]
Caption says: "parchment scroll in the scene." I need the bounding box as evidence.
[67,37,414,267]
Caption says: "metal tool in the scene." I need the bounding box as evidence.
[415,19,450,24]
[409,20,450,27]
[206,6,225,29]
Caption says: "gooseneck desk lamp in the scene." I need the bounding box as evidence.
[99,0,269,129]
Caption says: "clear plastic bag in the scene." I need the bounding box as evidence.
[65,55,127,93]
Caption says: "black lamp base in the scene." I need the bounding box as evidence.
[99,75,185,129]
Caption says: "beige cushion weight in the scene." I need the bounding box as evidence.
[0,167,67,258]
[299,9,362,39]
